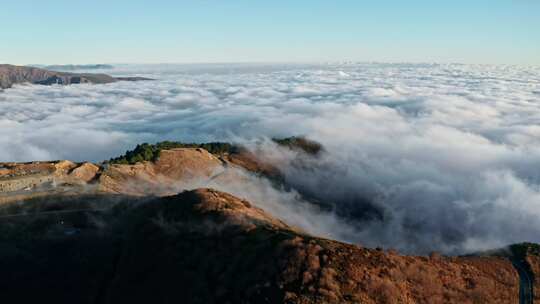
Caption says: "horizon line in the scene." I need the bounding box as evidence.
[4,61,540,68]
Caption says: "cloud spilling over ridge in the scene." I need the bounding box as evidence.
[1,63,540,253]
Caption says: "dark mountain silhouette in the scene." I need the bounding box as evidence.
[0,64,152,89]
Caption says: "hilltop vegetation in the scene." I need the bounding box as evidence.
[108,141,238,164]
[272,136,323,155]
[108,137,323,165]
[510,243,540,258]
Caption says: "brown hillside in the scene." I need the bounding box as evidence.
[0,188,523,303]
[98,148,225,195]
[0,148,535,303]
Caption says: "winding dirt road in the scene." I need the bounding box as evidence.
[511,257,534,304]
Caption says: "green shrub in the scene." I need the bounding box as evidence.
[108,141,239,164]
[510,242,540,257]
[272,136,323,155]
[108,137,323,165]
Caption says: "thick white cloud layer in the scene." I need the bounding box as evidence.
[1,63,539,253]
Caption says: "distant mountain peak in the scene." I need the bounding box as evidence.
[0,64,152,90]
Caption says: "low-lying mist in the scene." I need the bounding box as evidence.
[1,63,539,254]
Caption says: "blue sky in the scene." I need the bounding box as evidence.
[1,0,539,65]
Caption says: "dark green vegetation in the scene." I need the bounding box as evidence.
[108,141,239,164]
[108,137,323,165]
[272,136,323,155]
[510,243,540,258]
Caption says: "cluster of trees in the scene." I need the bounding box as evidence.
[272,136,323,155]
[510,242,540,257]
[108,137,323,165]
[108,141,239,165]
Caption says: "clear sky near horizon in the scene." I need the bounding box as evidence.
[0,0,539,65]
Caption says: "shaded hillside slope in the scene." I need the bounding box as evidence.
[0,188,528,304]
[1,144,539,303]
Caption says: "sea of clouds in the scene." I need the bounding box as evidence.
[1,63,539,254]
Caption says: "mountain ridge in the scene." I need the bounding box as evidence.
[1,145,539,303]
[1,187,537,303]
[0,64,152,89]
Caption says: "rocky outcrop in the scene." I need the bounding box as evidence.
[0,64,152,89]
[0,149,248,201]
[0,160,93,204]
[0,148,235,202]
[98,148,226,195]
[68,162,100,183]
[0,161,73,192]
[0,174,55,193]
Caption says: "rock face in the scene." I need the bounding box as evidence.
[0,64,152,89]
[0,64,115,89]
[0,161,76,191]
[68,162,100,183]
[0,160,94,204]
[0,188,526,303]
